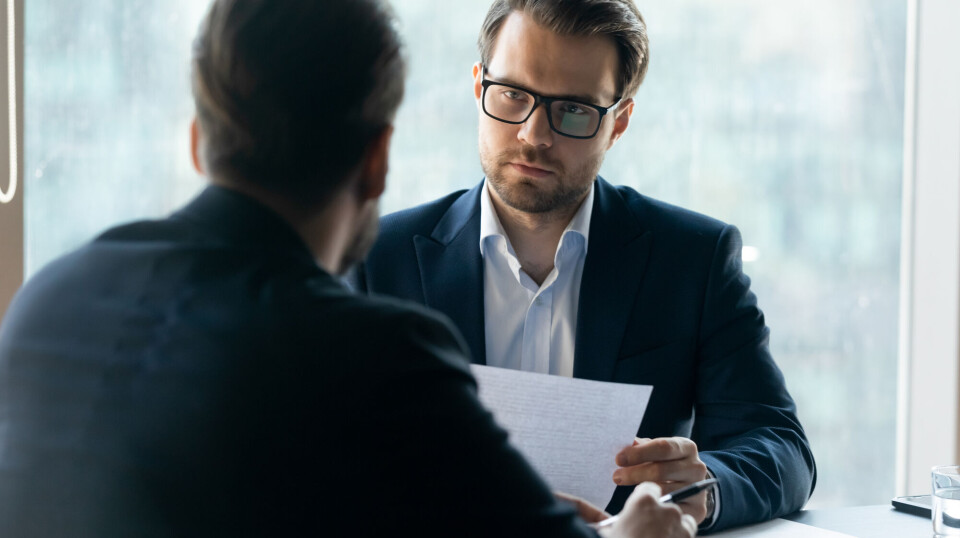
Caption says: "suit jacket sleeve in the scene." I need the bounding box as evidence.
[351,307,599,537]
[693,225,816,531]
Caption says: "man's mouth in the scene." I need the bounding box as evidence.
[509,162,553,178]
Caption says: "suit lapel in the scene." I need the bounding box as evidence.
[413,183,487,365]
[574,178,652,381]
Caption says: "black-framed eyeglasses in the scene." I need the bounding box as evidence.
[480,67,621,140]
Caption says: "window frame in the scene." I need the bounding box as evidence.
[896,0,960,497]
[0,0,23,324]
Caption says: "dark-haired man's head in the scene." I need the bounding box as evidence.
[472,0,648,219]
[189,0,406,273]
[479,0,649,100]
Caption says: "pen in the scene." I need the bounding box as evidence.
[592,478,719,529]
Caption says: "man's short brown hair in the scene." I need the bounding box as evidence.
[191,0,406,204]
[478,0,649,99]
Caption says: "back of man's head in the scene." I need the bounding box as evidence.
[191,0,406,205]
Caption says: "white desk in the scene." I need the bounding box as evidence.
[779,504,929,537]
[709,505,929,536]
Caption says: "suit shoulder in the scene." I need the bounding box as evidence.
[362,188,474,274]
[378,189,470,241]
[92,215,218,247]
[5,217,185,316]
[333,289,459,336]
[296,279,470,361]
[613,185,731,239]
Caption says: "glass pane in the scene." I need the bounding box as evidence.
[25,0,208,273]
[26,0,905,508]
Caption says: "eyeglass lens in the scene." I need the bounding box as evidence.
[483,85,601,138]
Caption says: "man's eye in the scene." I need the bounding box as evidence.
[560,103,587,114]
[503,90,525,100]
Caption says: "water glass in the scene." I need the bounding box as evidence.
[933,465,960,537]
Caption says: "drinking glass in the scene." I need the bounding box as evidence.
[933,465,960,537]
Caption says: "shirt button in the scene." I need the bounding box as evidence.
[534,297,543,307]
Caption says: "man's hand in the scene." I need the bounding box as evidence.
[613,437,710,524]
[553,491,609,524]
[598,482,697,538]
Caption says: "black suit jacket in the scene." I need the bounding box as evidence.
[0,186,597,537]
[352,178,817,531]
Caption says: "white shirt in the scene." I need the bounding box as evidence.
[479,180,594,377]
[479,181,721,527]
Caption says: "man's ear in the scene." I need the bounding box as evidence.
[190,117,205,175]
[358,125,394,201]
[472,62,484,105]
[606,98,634,150]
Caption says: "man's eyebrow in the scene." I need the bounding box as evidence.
[489,73,604,105]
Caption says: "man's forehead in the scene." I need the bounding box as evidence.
[486,11,620,104]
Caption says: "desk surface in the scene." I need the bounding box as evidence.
[781,504,930,537]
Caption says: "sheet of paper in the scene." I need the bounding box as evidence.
[710,518,855,537]
[470,364,652,508]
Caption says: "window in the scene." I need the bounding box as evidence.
[25,0,908,508]
[25,1,207,272]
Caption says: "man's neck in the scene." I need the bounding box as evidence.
[490,193,585,286]
[212,178,351,275]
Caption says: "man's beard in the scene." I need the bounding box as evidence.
[481,144,602,215]
[337,200,380,275]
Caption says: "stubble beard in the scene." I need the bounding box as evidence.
[480,143,603,216]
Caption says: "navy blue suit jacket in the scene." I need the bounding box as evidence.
[353,178,817,531]
[0,187,597,537]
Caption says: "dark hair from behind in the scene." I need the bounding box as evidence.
[191,0,406,205]
[478,0,648,99]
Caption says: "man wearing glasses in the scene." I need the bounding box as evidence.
[353,0,816,532]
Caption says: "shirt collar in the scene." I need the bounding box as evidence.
[564,182,594,254]
[478,179,594,259]
[480,180,510,257]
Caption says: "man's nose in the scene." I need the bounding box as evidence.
[517,103,554,148]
